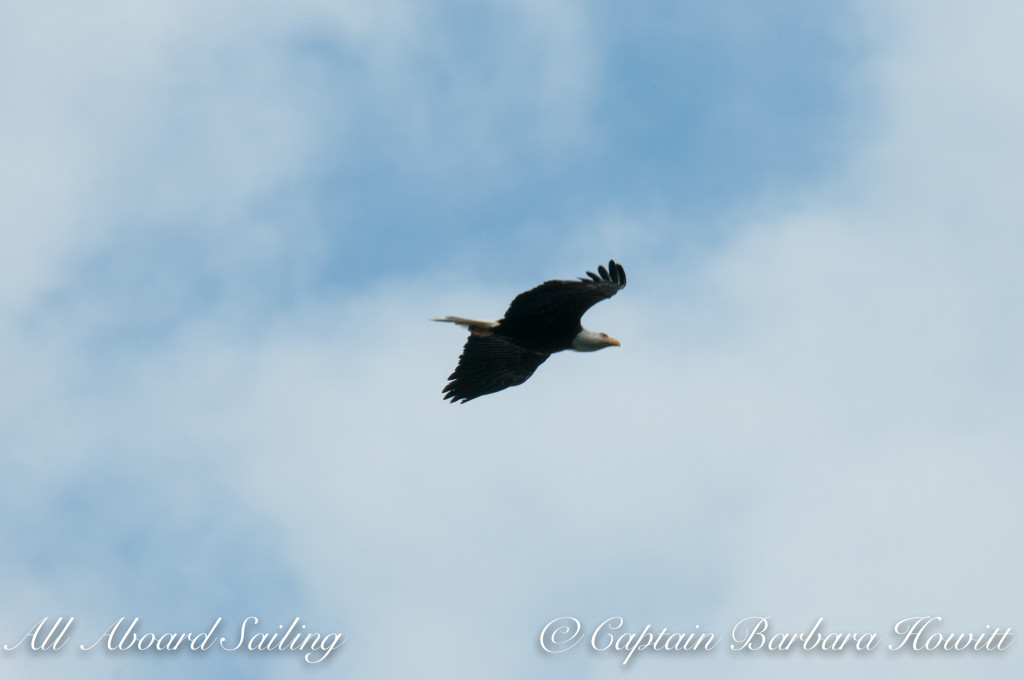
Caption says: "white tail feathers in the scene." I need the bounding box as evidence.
[432,316,499,335]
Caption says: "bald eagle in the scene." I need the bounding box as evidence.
[434,260,626,403]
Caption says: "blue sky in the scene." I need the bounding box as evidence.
[2,1,1022,678]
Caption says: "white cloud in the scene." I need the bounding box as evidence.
[0,0,602,321]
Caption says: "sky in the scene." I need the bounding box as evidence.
[1,0,1021,678]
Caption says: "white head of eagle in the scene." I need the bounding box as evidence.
[433,260,626,403]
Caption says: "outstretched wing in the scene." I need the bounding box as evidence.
[497,260,626,344]
[442,335,549,403]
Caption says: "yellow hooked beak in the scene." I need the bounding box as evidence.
[606,336,621,347]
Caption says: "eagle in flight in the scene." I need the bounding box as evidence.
[434,260,626,403]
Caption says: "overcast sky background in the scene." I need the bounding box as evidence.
[2,1,1021,678]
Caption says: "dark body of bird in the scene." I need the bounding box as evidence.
[434,260,626,403]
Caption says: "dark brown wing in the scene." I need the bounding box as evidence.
[495,260,626,350]
[442,335,550,403]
